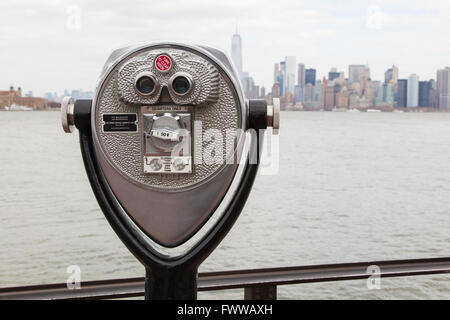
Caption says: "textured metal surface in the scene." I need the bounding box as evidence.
[95,47,239,190]
[118,50,219,105]
[1,257,448,300]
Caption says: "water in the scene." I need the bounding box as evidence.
[0,111,449,299]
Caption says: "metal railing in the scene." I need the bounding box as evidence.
[1,257,449,300]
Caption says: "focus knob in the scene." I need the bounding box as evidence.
[61,96,75,133]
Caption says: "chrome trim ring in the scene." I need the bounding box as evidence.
[134,72,159,96]
[168,72,194,97]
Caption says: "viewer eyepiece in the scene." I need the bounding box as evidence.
[135,73,157,95]
[170,73,192,96]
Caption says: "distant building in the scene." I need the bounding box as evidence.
[384,65,399,86]
[348,64,367,83]
[0,86,48,109]
[231,32,243,79]
[349,93,360,108]
[324,85,336,108]
[376,83,394,107]
[328,67,340,82]
[429,79,439,108]
[297,63,305,88]
[360,66,371,92]
[305,68,316,86]
[260,86,266,99]
[396,79,408,107]
[242,75,256,98]
[336,89,350,108]
[407,74,419,107]
[279,61,286,96]
[271,82,280,98]
[273,63,280,84]
[437,67,450,110]
[313,81,323,107]
[294,85,303,103]
[418,81,432,107]
[285,56,296,96]
[69,89,93,100]
[303,83,314,105]
[71,90,81,100]
[45,92,54,101]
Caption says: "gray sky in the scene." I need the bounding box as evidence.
[1,0,449,96]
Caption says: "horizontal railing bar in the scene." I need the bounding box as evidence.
[0,257,449,300]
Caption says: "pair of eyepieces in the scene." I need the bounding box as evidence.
[135,72,193,97]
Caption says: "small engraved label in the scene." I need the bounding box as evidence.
[103,113,137,132]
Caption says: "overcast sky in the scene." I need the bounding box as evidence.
[1,0,450,96]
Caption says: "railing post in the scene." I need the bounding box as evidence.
[244,285,277,300]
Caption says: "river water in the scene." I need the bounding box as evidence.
[0,111,449,299]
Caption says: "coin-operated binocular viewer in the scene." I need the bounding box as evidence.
[61,43,279,299]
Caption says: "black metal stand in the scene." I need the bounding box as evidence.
[145,267,198,300]
[74,99,266,300]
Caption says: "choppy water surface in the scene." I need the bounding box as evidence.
[0,111,448,299]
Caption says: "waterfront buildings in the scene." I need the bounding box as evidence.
[0,86,48,109]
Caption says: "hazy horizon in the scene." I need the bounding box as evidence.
[1,0,450,96]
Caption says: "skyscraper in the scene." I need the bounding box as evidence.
[260,86,266,99]
[273,63,280,84]
[437,67,450,110]
[396,79,408,107]
[384,65,399,86]
[305,68,316,86]
[231,32,243,79]
[348,65,367,83]
[297,63,305,88]
[418,81,432,107]
[375,83,394,106]
[328,68,340,82]
[407,74,419,107]
[324,85,336,108]
[271,82,280,98]
[294,85,303,103]
[285,56,296,96]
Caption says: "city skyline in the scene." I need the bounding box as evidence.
[3,62,447,106]
[265,57,450,109]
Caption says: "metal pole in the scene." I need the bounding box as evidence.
[145,267,198,300]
